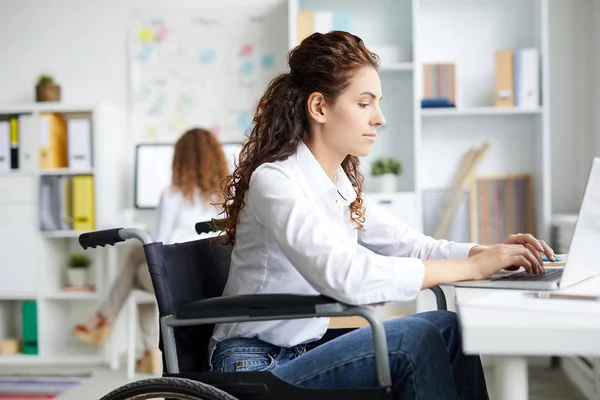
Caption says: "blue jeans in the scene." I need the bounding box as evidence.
[210,310,488,399]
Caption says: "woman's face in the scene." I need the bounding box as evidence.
[321,66,386,158]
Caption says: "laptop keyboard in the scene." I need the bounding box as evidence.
[490,269,564,282]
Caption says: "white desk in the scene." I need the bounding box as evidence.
[455,275,600,400]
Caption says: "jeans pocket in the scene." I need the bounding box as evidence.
[234,354,276,372]
[211,350,277,373]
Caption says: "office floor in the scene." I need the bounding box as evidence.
[0,363,573,400]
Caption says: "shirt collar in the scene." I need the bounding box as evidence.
[295,141,357,205]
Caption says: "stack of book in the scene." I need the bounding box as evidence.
[422,63,456,108]
[296,10,351,46]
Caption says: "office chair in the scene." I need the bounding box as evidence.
[78,222,449,400]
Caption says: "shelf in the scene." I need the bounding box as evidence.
[379,62,413,72]
[0,353,102,365]
[44,292,99,300]
[41,230,85,238]
[0,103,98,115]
[421,107,543,117]
[0,354,40,365]
[39,168,94,176]
[0,293,36,300]
[0,170,36,177]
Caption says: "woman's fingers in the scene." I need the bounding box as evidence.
[506,244,541,274]
[539,240,555,261]
[524,243,545,273]
[511,254,533,273]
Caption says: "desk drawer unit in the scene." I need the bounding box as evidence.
[368,192,420,230]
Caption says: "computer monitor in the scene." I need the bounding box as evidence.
[134,141,243,209]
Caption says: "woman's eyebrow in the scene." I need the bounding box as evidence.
[359,91,383,100]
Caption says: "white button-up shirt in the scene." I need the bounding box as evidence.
[211,141,476,349]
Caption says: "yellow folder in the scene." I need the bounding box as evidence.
[297,11,314,45]
[494,50,515,107]
[39,113,68,169]
[72,175,95,231]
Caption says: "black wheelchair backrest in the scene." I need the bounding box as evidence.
[144,236,232,371]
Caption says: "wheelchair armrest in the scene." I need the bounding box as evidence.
[175,294,341,320]
[429,285,447,311]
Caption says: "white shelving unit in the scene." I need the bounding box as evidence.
[0,103,125,366]
[287,0,552,243]
[286,0,560,372]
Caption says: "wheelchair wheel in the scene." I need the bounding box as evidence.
[99,377,238,400]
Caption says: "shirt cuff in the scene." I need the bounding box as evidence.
[450,243,479,259]
[389,258,425,301]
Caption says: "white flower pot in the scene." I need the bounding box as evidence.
[376,173,398,193]
[66,268,89,287]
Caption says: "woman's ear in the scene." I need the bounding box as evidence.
[307,92,327,124]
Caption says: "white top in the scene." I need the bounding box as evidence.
[211,141,476,349]
[153,187,221,244]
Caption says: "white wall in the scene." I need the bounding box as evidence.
[548,0,597,214]
[0,0,598,212]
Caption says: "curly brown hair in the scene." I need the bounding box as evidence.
[216,31,379,245]
[171,128,229,203]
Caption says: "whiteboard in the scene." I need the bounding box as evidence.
[134,142,244,209]
[129,4,288,143]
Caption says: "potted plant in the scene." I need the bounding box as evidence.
[371,157,402,192]
[66,253,91,287]
[35,73,61,102]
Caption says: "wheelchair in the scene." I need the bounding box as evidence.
[78,221,450,400]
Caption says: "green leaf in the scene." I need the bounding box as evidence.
[37,74,55,85]
[370,158,402,176]
[67,253,91,268]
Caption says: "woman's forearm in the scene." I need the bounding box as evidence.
[421,259,477,289]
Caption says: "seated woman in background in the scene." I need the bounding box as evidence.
[73,127,230,374]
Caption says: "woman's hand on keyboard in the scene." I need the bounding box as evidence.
[469,243,545,280]
[502,233,556,271]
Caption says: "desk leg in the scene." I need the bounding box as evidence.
[493,356,528,400]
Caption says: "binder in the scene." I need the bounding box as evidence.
[72,175,95,231]
[0,118,9,172]
[515,48,540,108]
[297,11,314,45]
[313,11,333,34]
[67,118,92,171]
[39,113,68,169]
[296,11,351,45]
[494,50,515,107]
[40,176,61,231]
[8,115,19,169]
[18,114,36,171]
[21,301,38,355]
[60,176,73,230]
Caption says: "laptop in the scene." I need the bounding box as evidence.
[447,157,600,290]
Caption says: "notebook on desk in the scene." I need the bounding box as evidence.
[446,157,600,290]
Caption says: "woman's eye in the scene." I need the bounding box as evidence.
[359,103,369,108]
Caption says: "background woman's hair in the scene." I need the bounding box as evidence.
[171,127,229,203]
[217,31,379,245]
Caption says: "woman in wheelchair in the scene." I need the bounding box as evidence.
[73,128,229,373]
[83,30,556,400]
[207,30,555,399]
